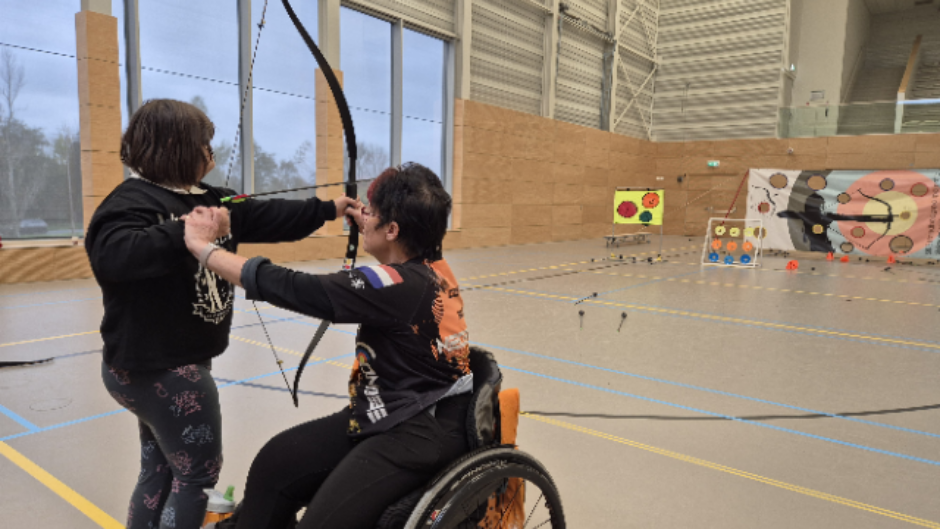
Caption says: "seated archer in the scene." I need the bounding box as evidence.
[184,163,473,529]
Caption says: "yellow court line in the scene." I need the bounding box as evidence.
[673,259,940,287]
[0,330,100,349]
[457,245,699,282]
[591,271,939,309]
[521,413,940,528]
[0,441,124,529]
[469,286,940,352]
[228,334,353,370]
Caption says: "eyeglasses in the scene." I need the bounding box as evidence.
[205,144,215,161]
[361,206,374,220]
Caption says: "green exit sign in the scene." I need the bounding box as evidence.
[707,160,720,167]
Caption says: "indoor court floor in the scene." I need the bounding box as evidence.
[1,235,939,528]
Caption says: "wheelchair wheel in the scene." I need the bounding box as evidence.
[403,447,564,529]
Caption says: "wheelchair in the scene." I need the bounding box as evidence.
[219,348,564,529]
[374,347,565,529]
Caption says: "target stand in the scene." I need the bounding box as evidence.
[607,188,664,256]
[700,218,764,268]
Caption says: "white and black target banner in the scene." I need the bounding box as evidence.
[747,168,940,258]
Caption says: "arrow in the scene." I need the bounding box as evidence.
[221,178,376,204]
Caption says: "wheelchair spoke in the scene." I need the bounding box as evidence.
[497,479,522,527]
[523,491,544,528]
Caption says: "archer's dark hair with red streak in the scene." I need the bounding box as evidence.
[120,99,215,189]
[367,163,452,261]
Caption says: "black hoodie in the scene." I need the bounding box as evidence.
[85,177,336,370]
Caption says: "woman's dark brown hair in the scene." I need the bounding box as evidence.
[120,99,215,189]
[367,163,452,261]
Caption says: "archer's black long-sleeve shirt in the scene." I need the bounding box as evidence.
[241,257,472,438]
[85,177,337,370]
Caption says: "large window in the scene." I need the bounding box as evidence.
[403,29,446,178]
[0,0,83,239]
[252,1,319,199]
[139,0,240,190]
[341,8,393,182]
[0,2,453,240]
[341,6,448,183]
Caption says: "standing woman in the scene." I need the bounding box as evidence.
[85,99,358,529]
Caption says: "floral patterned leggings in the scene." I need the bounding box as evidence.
[102,361,222,529]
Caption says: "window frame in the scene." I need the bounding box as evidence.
[339,1,456,214]
[122,0,455,218]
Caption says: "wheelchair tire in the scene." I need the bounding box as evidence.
[403,447,564,529]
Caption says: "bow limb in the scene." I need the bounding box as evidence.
[282,0,359,406]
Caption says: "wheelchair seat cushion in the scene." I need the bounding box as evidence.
[466,347,503,450]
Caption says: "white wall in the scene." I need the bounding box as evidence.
[787,0,803,70]
[790,0,849,107]
[841,0,871,102]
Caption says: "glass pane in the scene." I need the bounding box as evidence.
[402,30,445,178]
[114,1,129,131]
[341,8,392,182]
[139,0,240,190]
[252,0,318,199]
[0,0,84,239]
[777,101,940,138]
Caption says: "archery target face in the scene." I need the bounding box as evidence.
[613,190,664,225]
[835,170,935,255]
[704,218,762,267]
[748,168,940,257]
[618,201,638,219]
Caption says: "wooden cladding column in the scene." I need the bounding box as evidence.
[315,69,347,236]
[76,10,123,228]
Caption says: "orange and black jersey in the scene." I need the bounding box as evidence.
[242,257,471,437]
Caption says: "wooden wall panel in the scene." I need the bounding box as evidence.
[10,88,940,284]
[0,248,58,284]
[76,11,123,228]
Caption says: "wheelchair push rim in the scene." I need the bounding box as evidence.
[403,447,565,529]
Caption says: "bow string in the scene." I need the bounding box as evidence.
[282,0,360,407]
[219,0,359,407]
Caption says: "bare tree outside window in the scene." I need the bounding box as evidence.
[356,141,390,182]
[0,47,82,239]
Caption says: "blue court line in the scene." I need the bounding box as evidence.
[463,260,940,346]
[213,377,347,400]
[474,341,940,440]
[500,365,940,468]
[235,307,357,336]
[54,349,101,361]
[474,286,940,354]
[224,312,940,465]
[254,308,940,444]
[0,353,352,443]
[3,321,934,471]
[525,275,940,347]
[0,404,39,433]
[0,316,295,365]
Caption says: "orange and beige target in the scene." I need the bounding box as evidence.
[835,170,937,256]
